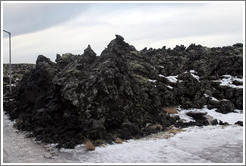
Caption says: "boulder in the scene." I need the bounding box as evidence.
[235,121,243,126]
[186,111,207,120]
[216,99,235,114]
[211,119,218,125]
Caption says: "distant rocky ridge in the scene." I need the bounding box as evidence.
[3,35,243,148]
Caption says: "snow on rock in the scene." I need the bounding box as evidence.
[6,84,16,87]
[175,106,243,124]
[214,75,243,89]
[166,85,173,89]
[165,70,200,83]
[211,96,219,102]
[165,75,178,83]
[148,79,157,83]
[189,70,200,82]
[158,74,165,78]
[204,94,219,101]
[189,70,196,73]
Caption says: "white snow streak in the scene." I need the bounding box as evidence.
[149,79,157,83]
[214,75,243,89]
[165,75,178,83]
[189,70,200,82]
[166,85,173,89]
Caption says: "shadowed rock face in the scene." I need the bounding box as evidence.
[3,35,243,148]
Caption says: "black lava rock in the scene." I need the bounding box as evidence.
[3,35,243,148]
[235,121,243,126]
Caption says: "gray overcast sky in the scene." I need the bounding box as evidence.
[2,2,244,63]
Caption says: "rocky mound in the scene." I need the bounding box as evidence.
[3,35,243,148]
[3,63,35,94]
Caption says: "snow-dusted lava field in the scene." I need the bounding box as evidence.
[2,106,244,164]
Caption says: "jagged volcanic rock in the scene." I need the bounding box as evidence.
[4,35,243,148]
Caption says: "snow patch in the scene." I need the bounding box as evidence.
[189,70,196,73]
[189,70,200,82]
[6,84,16,87]
[166,75,178,83]
[204,94,209,98]
[175,105,243,124]
[149,79,157,83]
[214,75,243,89]
[166,85,173,89]
[211,97,219,102]
[158,74,165,78]
[204,94,219,101]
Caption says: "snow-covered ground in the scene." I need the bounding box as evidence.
[175,105,243,124]
[84,125,243,163]
[2,108,244,164]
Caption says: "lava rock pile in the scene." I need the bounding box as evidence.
[3,35,243,148]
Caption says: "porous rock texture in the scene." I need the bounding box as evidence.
[3,35,243,148]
